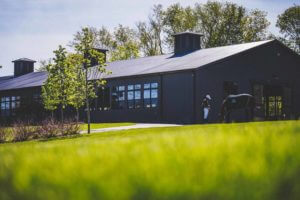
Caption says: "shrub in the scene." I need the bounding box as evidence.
[0,127,7,143]
[36,118,81,138]
[36,118,61,138]
[61,119,81,136]
[12,121,37,142]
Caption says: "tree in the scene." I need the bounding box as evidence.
[276,5,300,53]
[194,1,270,48]
[42,45,76,122]
[36,59,52,72]
[73,27,109,134]
[110,25,140,61]
[137,4,165,56]
[66,53,86,122]
[163,4,198,50]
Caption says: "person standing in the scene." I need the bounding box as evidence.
[202,94,212,123]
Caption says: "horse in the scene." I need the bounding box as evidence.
[220,94,255,123]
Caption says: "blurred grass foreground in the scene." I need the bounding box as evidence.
[0,121,300,200]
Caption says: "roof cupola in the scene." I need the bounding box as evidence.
[172,32,203,55]
[12,58,36,77]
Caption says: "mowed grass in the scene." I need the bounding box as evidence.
[0,121,300,200]
[81,122,135,130]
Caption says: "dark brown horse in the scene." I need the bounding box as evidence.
[220,94,255,123]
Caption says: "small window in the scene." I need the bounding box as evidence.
[112,86,125,109]
[98,87,110,111]
[0,96,11,117]
[143,82,159,108]
[127,84,142,109]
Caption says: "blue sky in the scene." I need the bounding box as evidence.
[0,0,297,76]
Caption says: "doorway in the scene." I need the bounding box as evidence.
[264,85,283,120]
[252,83,292,120]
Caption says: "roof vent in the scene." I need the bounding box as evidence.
[12,58,36,77]
[172,32,203,55]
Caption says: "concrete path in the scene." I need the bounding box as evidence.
[81,123,182,134]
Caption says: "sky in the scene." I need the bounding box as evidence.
[0,0,298,76]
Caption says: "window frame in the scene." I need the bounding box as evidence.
[143,82,158,109]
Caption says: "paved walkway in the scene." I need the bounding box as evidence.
[81,123,181,134]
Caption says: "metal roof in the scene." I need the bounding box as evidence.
[90,40,273,80]
[172,32,204,36]
[0,40,274,91]
[12,58,36,63]
[0,72,47,91]
[0,76,13,82]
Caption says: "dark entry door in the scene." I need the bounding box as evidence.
[265,95,282,120]
[253,83,292,120]
[264,85,283,120]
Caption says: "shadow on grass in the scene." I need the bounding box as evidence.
[38,134,87,142]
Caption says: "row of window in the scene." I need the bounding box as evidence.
[0,83,159,117]
[111,82,158,109]
[0,96,21,117]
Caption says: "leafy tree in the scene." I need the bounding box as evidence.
[110,25,140,61]
[66,53,85,122]
[41,72,59,118]
[98,26,115,50]
[71,27,100,49]
[36,59,52,72]
[194,1,270,48]
[137,4,164,56]
[42,45,76,122]
[163,4,198,49]
[276,5,300,53]
[73,27,109,134]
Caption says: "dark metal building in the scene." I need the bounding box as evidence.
[1,32,300,124]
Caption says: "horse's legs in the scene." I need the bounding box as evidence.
[225,111,231,123]
[245,108,249,122]
[250,106,254,121]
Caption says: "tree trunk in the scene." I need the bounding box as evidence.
[76,108,79,123]
[60,105,64,124]
[85,68,91,134]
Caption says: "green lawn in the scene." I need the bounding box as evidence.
[0,121,300,200]
[81,122,135,130]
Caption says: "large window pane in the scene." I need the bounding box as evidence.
[151,83,158,88]
[112,86,125,109]
[135,84,141,90]
[128,91,134,100]
[119,86,125,91]
[144,90,150,99]
[143,83,158,108]
[135,91,141,100]
[128,85,134,90]
[151,89,158,98]
[119,91,125,101]
[144,83,150,89]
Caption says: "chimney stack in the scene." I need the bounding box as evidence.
[172,32,203,55]
[12,58,36,77]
